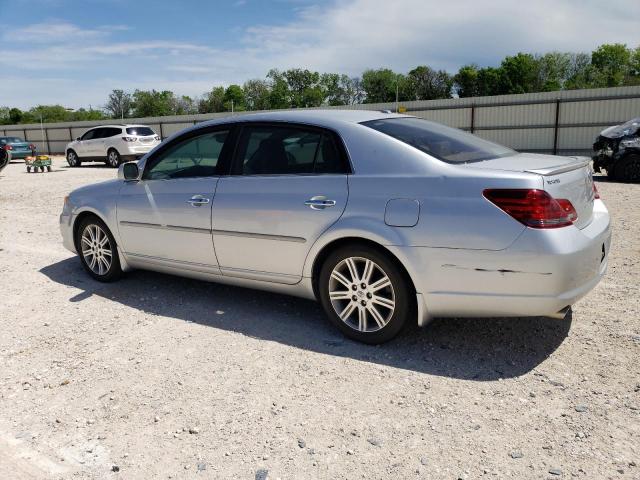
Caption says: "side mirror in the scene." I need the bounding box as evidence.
[118,162,140,181]
[76,137,81,141]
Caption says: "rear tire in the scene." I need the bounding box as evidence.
[318,244,412,344]
[67,150,80,168]
[75,216,123,282]
[107,149,121,168]
[47,166,51,172]
[615,154,640,183]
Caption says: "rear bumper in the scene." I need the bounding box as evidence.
[8,151,31,160]
[390,199,611,319]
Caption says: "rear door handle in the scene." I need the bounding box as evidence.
[187,195,210,207]
[304,196,336,210]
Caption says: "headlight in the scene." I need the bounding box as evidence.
[620,137,640,149]
[62,195,71,215]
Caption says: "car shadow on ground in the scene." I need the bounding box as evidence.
[40,258,571,381]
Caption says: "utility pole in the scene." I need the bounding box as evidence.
[231,99,234,114]
[39,113,45,153]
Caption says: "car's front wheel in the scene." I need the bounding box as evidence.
[75,216,122,282]
[66,150,81,167]
[615,154,640,183]
[318,245,411,344]
[107,149,121,168]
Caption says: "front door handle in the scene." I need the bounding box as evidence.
[304,196,336,210]
[187,195,210,207]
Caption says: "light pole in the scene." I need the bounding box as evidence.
[395,76,400,113]
[39,112,45,153]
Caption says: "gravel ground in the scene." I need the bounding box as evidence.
[0,156,638,480]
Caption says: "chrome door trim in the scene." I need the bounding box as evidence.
[119,221,211,234]
[212,229,306,243]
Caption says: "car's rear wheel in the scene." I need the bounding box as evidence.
[616,154,640,183]
[107,149,121,168]
[67,150,80,167]
[75,216,122,282]
[318,245,411,344]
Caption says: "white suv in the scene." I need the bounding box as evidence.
[65,124,161,168]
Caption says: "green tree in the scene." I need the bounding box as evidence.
[132,90,176,117]
[454,65,479,97]
[476,67,506,96]
[9,108,24,123]
[173,95,197,115]
[198,86,226,113]
[266,69,291,109]
[564,53,595,89]
[408,65,453,100]
[282,69,323,107]
[500,53,539,94]
[536,52,573,91]
[71,108,106,121]
[591,43,632,87]
[361,68,400,103]
[224,84,246,111]
[105,89,133,119]
[628,46,640,85]
[243,79,271,110]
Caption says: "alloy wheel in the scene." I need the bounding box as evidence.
[328,256,395,333]
[108,151,119,167]
[67,152,76,166]
[80,224,113,276]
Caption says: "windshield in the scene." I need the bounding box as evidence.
[126,127,155,136]
[1,137,24,143]
[361,117,516,163]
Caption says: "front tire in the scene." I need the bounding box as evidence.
[75,216,122,282]
[107,149,121,168]
[615,154,640,183]
[318,245,411,344]
[67,150,80,167]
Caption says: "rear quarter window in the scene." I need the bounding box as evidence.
[362,117,515,163]
[127,127,155,136]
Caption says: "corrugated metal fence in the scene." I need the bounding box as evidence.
[2,85,639,156]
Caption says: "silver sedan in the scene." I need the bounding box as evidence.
[59,110,611,343]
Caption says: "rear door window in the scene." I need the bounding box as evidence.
[81,129,97,141]
[233,125,348,175]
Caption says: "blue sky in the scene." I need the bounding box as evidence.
[1,0,638,109]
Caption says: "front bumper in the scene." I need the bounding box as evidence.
[60,212,76,254]
[391,199,611,318]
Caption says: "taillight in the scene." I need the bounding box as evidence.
[122,136,137,142]
[483,189,577,229]
[593,182,600,199]
[3,144,12,151]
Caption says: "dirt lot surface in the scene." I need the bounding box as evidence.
[0,156,638,479]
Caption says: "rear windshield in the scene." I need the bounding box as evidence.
[361,117,515,163]
[1,137,24,143]
[126,127,155,136]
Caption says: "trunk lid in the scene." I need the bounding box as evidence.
[470,153,595,229]
[10,142,31,152]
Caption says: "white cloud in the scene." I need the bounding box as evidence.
[1,0,639,109]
